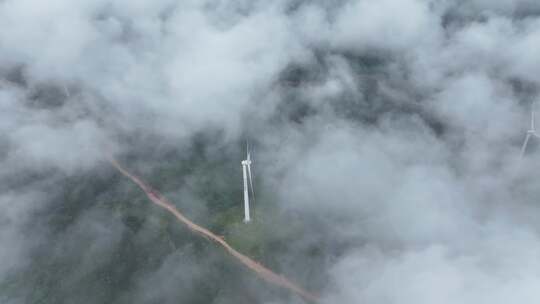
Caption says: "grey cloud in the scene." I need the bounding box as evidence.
[2,0,540,303]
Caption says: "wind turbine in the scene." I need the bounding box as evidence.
[241,142,255,223]
[62,83,70,98]
[521,107,540,157]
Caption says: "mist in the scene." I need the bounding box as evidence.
[1,0,540,303]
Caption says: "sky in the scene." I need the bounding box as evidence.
[1,0,540,303]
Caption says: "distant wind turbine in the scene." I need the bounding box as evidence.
[62,83,70,98]
[241,142,255,223]
[521,107,540,157]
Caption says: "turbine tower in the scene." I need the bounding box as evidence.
[241,142,254,223]
[521,107,540,157]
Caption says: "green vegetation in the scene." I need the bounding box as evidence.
[1,139,326,303]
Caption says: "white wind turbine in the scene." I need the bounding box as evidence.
[521,106,540,157]
[241,142,255,223]
[62,84,70,98]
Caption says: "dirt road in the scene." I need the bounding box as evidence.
[109,156,319,303]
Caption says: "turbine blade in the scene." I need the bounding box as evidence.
[521,134,531,157]
[532,111,535,130]
[246,140,250,161]
[247,164,255,201]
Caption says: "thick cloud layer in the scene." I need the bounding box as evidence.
[1,0,540,303]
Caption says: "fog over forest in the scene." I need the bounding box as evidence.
[1,0,540,303]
